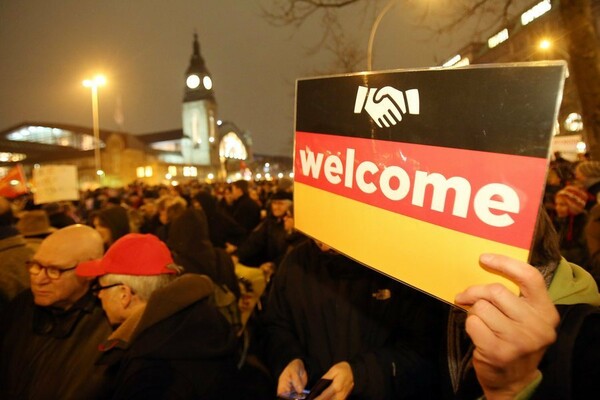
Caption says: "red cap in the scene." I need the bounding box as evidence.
[77,233,176,277]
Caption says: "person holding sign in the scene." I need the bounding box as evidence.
[264,239,445,399]
[443,210,600,399]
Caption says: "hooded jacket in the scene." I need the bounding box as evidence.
[167,209,240,299]
[96,274,238,399]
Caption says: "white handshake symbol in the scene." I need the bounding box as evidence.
[354,86,420,128]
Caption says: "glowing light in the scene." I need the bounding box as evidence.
[577,141,587,153]
[207,173,215,180]
[442,55,461,67]
[82,74,107,88]
[539,39,551,50]
[521,0,552,26]
[186,74,200,89]
[565,113,583,132]
[488,29,509,49]
[0,152,26,162]
[96,170,105,176]
[203,76,213,90]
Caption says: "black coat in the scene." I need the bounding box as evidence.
[264,240,445,399]
[97,275,239,399]
[230,194,262,232]
[0,291,112,399]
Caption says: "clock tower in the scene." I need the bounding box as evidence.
[182,33,217,166]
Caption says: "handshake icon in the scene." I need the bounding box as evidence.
[354,86,420,128]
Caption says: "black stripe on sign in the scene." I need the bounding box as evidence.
[295,62,566,158]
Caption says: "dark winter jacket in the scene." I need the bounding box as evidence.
[167,209,240,299]
[0,290,112,399]
[230,194,261,232]
[264,240,445,399]
[193,191,247,248]
[97,274,239,399]
[0,228,32,303]
[236,215,305,267]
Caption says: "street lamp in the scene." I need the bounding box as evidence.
[367,0,399,71]
[82,74,107,182]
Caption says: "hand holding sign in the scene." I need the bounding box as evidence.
[455,253,559,399]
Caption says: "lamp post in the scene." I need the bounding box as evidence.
[82,75,106,183]
[367,0,400,71]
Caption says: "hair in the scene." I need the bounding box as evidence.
[156,195,188,223]
[232,180,249,195]
[102,264,183,302]
[529,207,561,286]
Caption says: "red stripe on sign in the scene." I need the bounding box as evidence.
[294,131,548,249]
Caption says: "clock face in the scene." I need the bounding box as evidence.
[186,74,200,89]
[203,76,213,90]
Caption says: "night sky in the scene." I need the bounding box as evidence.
[0,0,524,156]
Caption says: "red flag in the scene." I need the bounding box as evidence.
[0,164,29,198]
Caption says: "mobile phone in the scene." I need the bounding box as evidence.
[306,378,332,400]
[277,389,310,400]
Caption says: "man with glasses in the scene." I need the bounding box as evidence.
[0,224,112,399]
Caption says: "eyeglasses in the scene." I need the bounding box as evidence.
[27,261,77,280]
[91,282,123,296]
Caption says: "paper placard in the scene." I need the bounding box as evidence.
[293,62,566,305]
[33,165,79,205]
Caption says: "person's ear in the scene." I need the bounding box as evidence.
[120,285,133,308]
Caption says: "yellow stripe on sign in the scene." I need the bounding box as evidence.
[294,182,524,306]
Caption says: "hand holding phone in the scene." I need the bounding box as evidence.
[306,378,332,400]
[277,389,310,400]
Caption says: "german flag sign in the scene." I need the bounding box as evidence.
[293,62,567,305]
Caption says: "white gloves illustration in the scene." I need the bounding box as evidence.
[354,86,420,128]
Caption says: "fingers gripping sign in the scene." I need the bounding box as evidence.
[454,254,560,399]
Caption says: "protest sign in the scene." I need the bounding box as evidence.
[33,165,79,205]
[293,62,566,305]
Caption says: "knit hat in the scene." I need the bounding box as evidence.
[76,233,176,277]
[556,185,588,215]
[576,161,600,179]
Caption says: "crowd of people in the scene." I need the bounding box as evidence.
[544,153,600,287]
[0,169,598,399]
